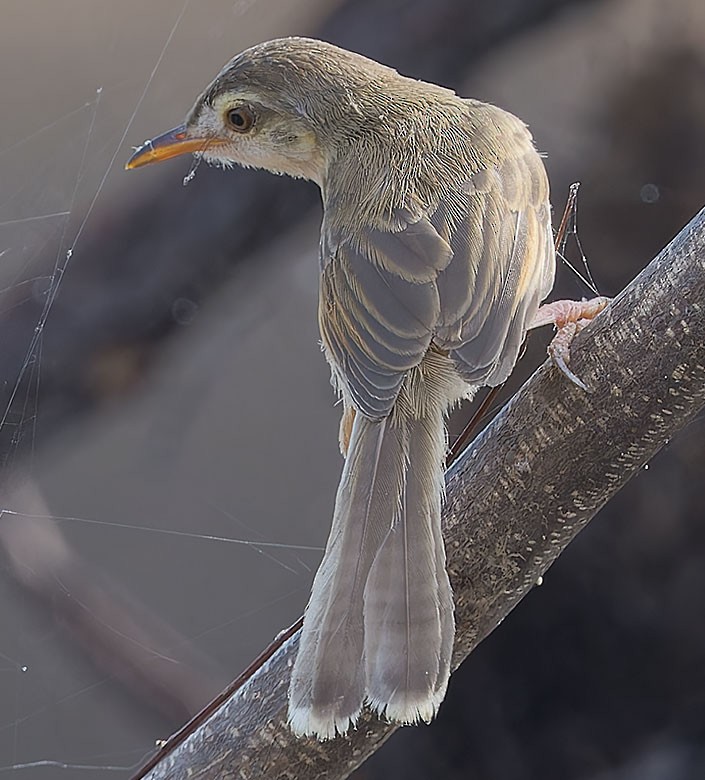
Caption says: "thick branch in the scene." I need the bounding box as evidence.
[140,206,705,779]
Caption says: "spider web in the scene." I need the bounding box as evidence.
[0,2,325,776]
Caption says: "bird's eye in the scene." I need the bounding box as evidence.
[226,106,255,133]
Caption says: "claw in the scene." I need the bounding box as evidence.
[548,340,591,392]
[531,296,611,393]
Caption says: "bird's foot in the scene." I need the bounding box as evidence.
[529,296,610,391]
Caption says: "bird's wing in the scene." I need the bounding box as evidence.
[433,146,556,386]
[319,212,452,419]
[319,144,555,419]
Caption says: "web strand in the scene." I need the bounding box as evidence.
[0,509,323,554]
[0,2,221,773]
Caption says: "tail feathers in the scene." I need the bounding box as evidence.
[363,411,454,724]
[288,414,404,738]
[432,486,455,710]
[288,375,457,739]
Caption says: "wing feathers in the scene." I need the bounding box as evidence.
[364,214,453,282]
[319,132,554,416]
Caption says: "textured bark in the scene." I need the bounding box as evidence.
[134,208,705,779]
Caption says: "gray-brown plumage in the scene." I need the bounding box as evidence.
[126,37,556,739]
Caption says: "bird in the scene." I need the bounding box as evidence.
[126,37,607,740]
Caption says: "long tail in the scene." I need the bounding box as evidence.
[288,363,456,738]
[362,404,453,723]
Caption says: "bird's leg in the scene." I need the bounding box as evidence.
[529,296,610,391]
[339,405,356,456]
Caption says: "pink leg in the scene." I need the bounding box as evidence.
[529,296,610,391]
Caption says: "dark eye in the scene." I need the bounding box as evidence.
[226,106,255,133]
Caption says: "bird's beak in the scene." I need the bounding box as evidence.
[125,125,220,170]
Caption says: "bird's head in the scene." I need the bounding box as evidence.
[125,37,405,185]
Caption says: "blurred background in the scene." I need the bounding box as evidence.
[0,0,704,777]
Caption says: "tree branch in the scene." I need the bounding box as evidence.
[136,206,705,780]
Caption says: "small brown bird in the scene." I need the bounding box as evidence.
[127,37,606,739]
